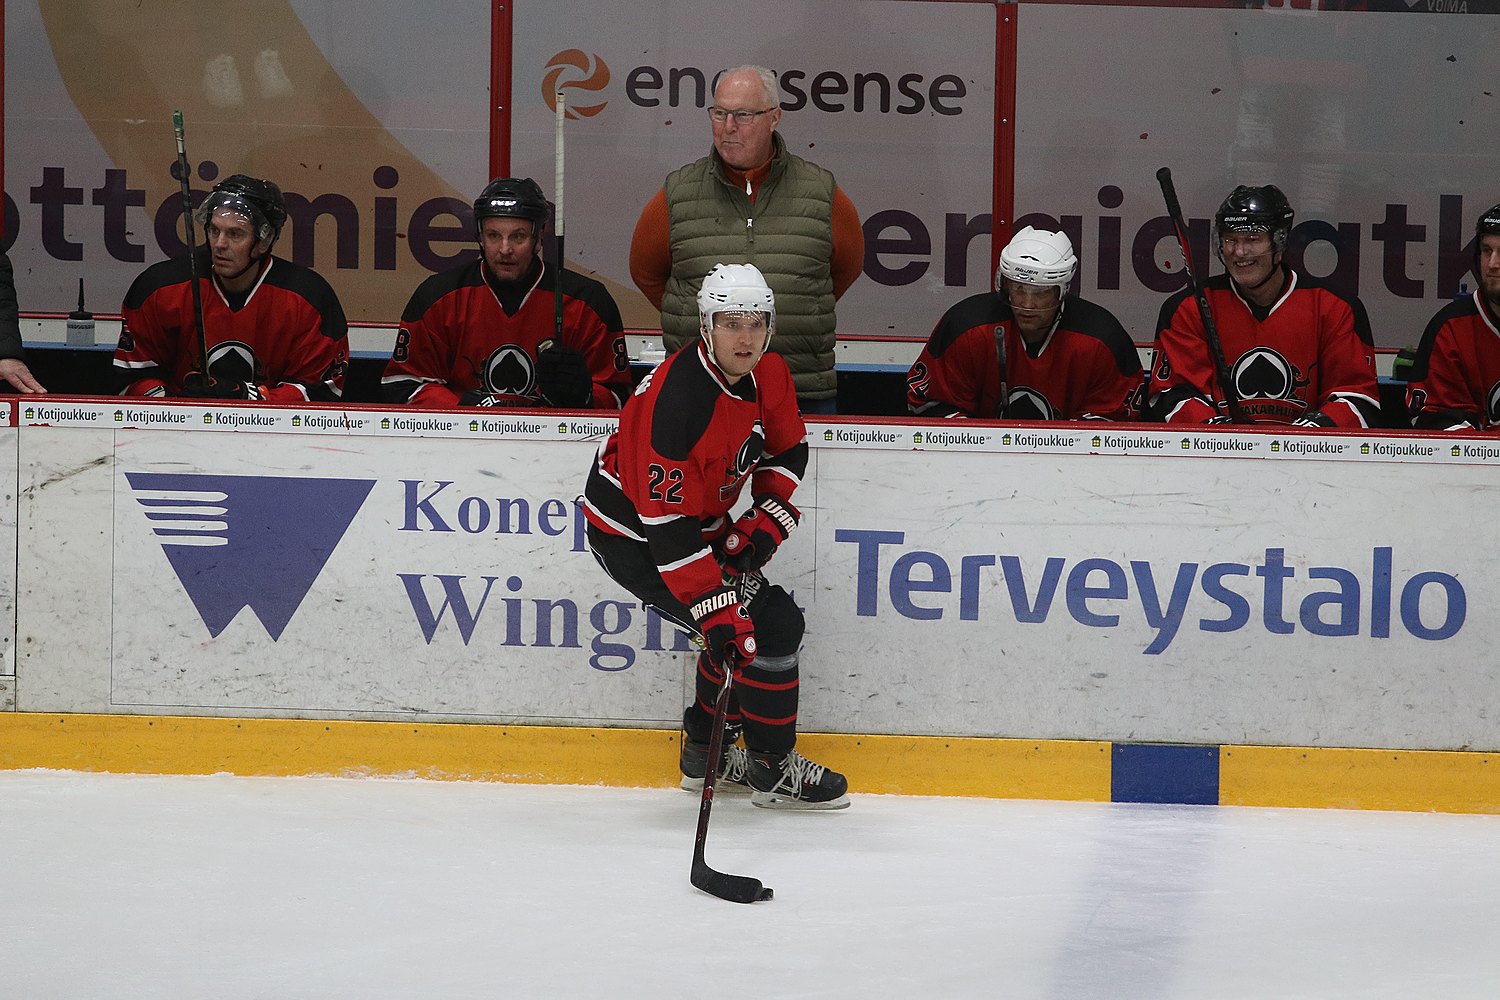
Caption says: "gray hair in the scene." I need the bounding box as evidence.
[719,65,781,108]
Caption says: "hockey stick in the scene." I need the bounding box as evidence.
[993,322,1009,419]
[552,91,566,345]
[1155,167,1249,424]
[172,111,211,387]
[689,650,772,904]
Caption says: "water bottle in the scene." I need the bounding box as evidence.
[65,279,95,347]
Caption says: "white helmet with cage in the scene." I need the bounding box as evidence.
[697,262,776,341]
[996,226,1077,293]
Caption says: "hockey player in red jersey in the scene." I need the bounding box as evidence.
[906,226,1142,420]
[1404,202,1500,432]
[114,174,349,401]
[584,263,848,809]
[381,177,629,409]
[1146,184,1379,427]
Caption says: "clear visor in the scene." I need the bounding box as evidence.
[710,309,769,329]
[196,195,268,239]
[1002,279,1061,310]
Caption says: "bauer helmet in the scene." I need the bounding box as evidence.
[698,263,775,377]
[1215,184,1294,261]
[472,177,550,238]
[196,174,287,248]
[1478,203,1500,238]
[698,263,776,338]
[996,226,1076,294]
[1476,202,1500,281]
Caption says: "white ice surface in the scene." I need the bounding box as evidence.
[4,770,1499,999]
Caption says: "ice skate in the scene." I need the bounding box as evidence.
[747,749,850,810]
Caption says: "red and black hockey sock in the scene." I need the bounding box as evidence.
[685,651,742,743]
[736,656,799,756]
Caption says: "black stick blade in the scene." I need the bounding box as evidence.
[691,858,774,903]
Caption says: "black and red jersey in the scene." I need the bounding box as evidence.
[1147,267,1379,427]
[906,293,1142,421]
[1404,290,1500,432]
[382,258,629,408]
[583,343,808,605]
[114,251,348,401]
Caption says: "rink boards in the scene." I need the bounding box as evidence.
[2,398,1499,812]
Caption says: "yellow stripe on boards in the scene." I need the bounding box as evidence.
[0,713,1113,801]
[1220,745,1500,815]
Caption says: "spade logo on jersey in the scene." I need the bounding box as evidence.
[483,345,539,399]
[1004,386,1056,421]
[207,340,259,384]
[127,472,375,639]
[1230,347,1307,401]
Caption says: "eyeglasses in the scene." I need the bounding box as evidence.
[708,106,775,125]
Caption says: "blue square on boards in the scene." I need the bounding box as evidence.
[1112,743,1220,805]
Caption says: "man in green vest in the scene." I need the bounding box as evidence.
[629,65,865,413]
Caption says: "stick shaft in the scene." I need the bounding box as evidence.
[553,92,566,343]
[172,111,210,374]
[1155,167,1248,424]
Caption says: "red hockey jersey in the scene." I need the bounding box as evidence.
[583,343,807,604]
[114,251,348,401]
[1147,267,1378,427]
[381,258,628,409]
[906,292,1143,420]
[1404,290,1500,431]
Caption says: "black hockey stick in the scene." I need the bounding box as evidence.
[689,650,772,904]
[173,111,212,390]
[553,91,566,344]
[1156,167,1249,424]
[993,322,1009,419]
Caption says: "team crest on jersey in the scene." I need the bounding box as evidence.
[721,420,765,501]
[207,340,258,384]
[1487,381,1500,427]
[1004,386,1056,421]
[482,345,539,397]
[1229,347,1311,421]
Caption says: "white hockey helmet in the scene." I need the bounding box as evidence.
[996,226,1077,293]
[697,263,776,340]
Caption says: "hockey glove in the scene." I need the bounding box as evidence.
[536,345,594,408]
[1292,410,1336,428]
[180,372,262,400]
[458,389,500,407]
[688,585,756,672]
[721,496,800,575]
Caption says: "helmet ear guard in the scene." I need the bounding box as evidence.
[996,226,1076,294]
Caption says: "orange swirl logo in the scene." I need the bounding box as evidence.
[542,50,610,118]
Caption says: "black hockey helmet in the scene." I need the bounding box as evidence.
[472,177,549,237]
[1216,185,1294,237]
[1215,184,1294,267]
[196,174,287,247]
[1477,203,1500,238]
